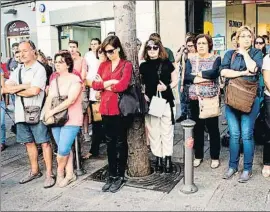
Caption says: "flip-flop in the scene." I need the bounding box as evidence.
[44,175,56,189]
[19,172,43,184]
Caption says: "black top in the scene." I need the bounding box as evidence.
[139,58,175,107]
[37,61,53,86]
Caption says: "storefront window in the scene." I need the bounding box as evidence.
[59,21,101,56]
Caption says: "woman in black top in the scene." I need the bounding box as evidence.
[140,39,178,173]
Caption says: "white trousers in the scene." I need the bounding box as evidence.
[145,103,175,158]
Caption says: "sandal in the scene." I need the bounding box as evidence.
[59,173,77,188]
[44,175,56,189]
[82,153,92,160]
[19,171,43,184]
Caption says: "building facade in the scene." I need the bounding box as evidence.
[1,0,37,59]
[2,0,269,61]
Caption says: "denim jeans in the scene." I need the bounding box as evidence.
[226,97,260,171]
[52,126,80,156]
[178,79,190,119]
[1,100,6,144]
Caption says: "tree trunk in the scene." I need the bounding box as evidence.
[113,1,151,177]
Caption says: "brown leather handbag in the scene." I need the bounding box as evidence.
[92,101,102,122]
[225,52,258,113]
[43,77,69,126]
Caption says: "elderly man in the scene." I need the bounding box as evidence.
[4,40,55,188]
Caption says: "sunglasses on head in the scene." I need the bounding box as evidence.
[146,45,159,51]
[104,48,115,55]
[255,41,264,45]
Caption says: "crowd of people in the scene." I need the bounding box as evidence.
[0,26,270,193]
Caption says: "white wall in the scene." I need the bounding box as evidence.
[159,1,186,53]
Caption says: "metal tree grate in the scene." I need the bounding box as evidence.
[85,161,184,193]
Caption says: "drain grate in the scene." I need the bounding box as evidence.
[86,161,183,193]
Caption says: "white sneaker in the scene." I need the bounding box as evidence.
[193,159,203,167]
[211,160,220,169]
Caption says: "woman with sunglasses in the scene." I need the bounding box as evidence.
[43,51,83,188]
[254,36,267,100]
[184,34,221,169]
[92,36,132,193]
[254,36,267,58]
[220,26,263,182]
[140,39,178,173]
[83,46,107,160]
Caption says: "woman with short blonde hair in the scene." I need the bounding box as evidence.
[220,25,263,182]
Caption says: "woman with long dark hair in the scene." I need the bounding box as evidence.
[92,36,132,193]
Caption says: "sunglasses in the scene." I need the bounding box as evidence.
[255,42,264,45]
[146,45,159,51]
[104,48,115,55]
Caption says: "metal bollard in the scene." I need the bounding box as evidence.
[74,133,86,176]
[180,119,198,194]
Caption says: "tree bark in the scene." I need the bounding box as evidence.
[113,1,151,177]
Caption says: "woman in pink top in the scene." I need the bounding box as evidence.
[43,51,83,188]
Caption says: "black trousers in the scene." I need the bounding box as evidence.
[102,115,129,177]
[264,95,270,165]
[89,101,104,156]
[190,100,221,160]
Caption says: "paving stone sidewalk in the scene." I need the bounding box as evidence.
[1,105,270,211]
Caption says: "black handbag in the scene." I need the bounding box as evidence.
[118,62,148,117]
[43,77,69,127]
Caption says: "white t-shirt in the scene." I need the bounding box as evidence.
[8,61,46,123]
[84,51,99,101]
[262,54,270,96]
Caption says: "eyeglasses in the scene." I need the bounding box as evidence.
[255,41,264,45]
[187,45,194,48]
[54,60,65,64]
[146,45,159,51]
[239,35,252,39]
[104,48,115,55]
[197,42,208,45]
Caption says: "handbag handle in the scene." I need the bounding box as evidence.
[56,77,61,98]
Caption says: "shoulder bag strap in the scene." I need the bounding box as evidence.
[56,76,61,97]
[231,51,237,67]
[18,66,25,109]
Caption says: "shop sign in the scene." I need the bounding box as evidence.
[7,21,30,36]
[229,20,243,28]
[213,36,225,51]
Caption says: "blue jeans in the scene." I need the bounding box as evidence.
[1,101,6,144]
[226,97,260,171]
[178,79,190,118]
[52,126,80,156]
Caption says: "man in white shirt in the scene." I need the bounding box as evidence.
[4,40,55,188]
[83,38,103,159]
[85,38,101,102]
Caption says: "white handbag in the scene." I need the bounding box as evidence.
[148,91,167,118]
